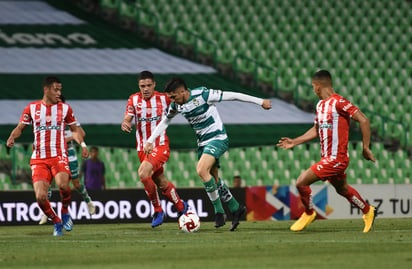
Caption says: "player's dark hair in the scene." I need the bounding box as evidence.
[312,70,332,86]
[59,94,66,103]
[90,146,98,152]
[138,70,154,81]
[164,77,187,93]
[42,76,61,88]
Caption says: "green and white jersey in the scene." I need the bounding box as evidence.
[167,87,227,147]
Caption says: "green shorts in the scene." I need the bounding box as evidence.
[197,139,229,167]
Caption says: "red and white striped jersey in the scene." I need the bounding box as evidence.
[315,93,359,161]
[20,101,77,159]
[125,91,170,151]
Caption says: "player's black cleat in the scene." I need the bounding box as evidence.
[230,205,246,231]
[214,212,226,228]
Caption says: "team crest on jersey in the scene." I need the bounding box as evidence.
[128,105,134,112]
[192,98,200,107]
[23,114,29,121]
[35,111,41,116]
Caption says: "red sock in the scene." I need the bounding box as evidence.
[161,181,184,212]
[59,187,71,215]
[297,186,314,214]
[341,186,370,214]
[141,177,162,212]
[38,200,60,223]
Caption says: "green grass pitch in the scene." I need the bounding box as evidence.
[0,218,411,269]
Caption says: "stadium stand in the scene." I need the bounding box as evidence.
[93,0,411,148]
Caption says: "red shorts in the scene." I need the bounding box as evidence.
[138,145,170,178]
[310,157,349,182]
[30,156,71,184]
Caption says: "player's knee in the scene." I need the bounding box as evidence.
[36,193,48,204]
[335,185,349,196]
[140,176,151,185]
[138,168,151,179]
[57,181,70,191]
[196,167,209,181]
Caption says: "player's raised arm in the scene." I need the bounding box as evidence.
[277,125,318,149]
[351,110,375,162]
[6,122,27,148]
[221,91,272,109]
[121,114,133,133]
[143,117,172,154]
[68,124,89,158]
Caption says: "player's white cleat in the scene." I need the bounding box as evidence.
[87,200,96,215]
[39,214,48,225]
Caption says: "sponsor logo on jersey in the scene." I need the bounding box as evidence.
[137,116,161,122]
[319,123,332,130]
[35,125,61,131]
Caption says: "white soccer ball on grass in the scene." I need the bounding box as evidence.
[178,211,200,233]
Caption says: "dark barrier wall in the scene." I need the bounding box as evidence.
[0,188,245,226]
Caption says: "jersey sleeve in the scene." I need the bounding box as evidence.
[166,103,179,119]
[126,95,135,117]
[65,105,77,125]
[20,105,32,125]
[336,96,359,117]
[203,88,223,104]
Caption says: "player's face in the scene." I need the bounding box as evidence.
[138,78,155,100]
[45,83,62,104]
[167,86,187,105]
[312,81,321,98]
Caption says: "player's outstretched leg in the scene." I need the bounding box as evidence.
[62,213,73,231]
[151,211,165,228]
[217,178,245,231]
[160,181,187,217]
[204,178,226,228]
[53,222,63,236]
[363,206,377,233]
[230,205,246,231]
[290,211,317,231]
[75,180,96,215]
[177,201,189,218]
[39,187,53,225]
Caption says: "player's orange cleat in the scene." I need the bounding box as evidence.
[362,206,376,233]
[290,211,317,232]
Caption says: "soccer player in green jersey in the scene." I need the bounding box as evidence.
[144,77,271,230]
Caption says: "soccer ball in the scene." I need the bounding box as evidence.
[178,212,200,233]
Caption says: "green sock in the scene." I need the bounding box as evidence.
[77,183,91,203]
[217,178,239,213]
[203,177,224,214]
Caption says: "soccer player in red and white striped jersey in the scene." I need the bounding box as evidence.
[277,70,376,233]
[121,71,187,227]
[7,76,89,236]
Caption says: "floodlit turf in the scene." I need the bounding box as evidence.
[0,218,411,269]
